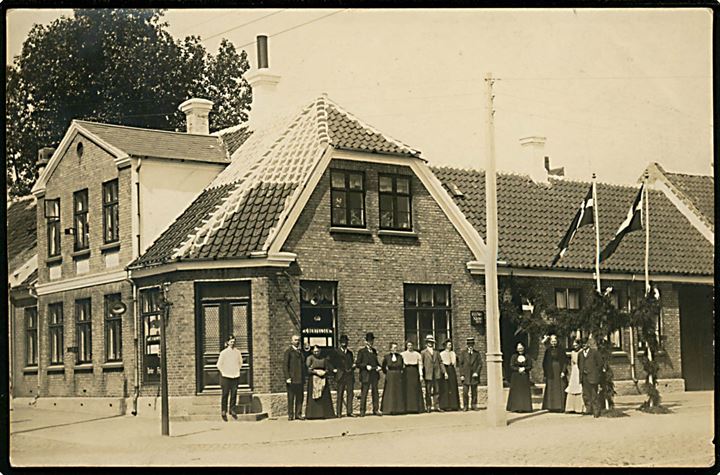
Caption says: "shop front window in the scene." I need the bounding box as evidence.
[300,281,337,350]
[140,288,162,382]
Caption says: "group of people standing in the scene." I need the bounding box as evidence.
[282,332,483,420]
[506,334,605,418]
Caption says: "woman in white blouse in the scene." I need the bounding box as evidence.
[439,340,461,411]
[401,341,425,414]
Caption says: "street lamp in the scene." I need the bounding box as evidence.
[159,282,172,436]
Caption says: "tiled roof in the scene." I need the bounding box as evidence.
[432,167,714,276]
[76,120,230,164]
[217,125,253,156]
[132,96,418,268]
[6,196,37,272]
[664,171,714,231]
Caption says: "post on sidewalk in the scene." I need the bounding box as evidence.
[484,72,507,427]
[160,282,172,436]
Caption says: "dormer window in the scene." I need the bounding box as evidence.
[73,189,89,251]
[379,174,412,230]
[45,198,61,257]
[330,169,366,227]
[102,179,119,244]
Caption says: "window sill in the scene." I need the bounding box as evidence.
[47,365,65,373]
[23,366,39,374]
[71,249,91,259]
[636,349,666,357]
[102,361,124,371]
[100,242,121,253]
[74,363,94,373]
[329,226,372,235]
[378,229,417,238]
[610,350,628,357]
[46,256,63,265]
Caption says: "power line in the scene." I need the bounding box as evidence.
[235,9,348,49]
[201,9,287,42]
[175,11,234,36]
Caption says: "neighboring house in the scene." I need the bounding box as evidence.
[432,165,714,391]
[8,196,39,401]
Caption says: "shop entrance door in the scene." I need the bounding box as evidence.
[197,300,252,392]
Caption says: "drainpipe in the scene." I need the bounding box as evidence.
[8,285,14,411]
[128,273,140,416]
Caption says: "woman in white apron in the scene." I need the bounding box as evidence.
[565,339,586,414]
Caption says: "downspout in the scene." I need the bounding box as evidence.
[28,282,41,402]
[8,285,14,410]
[129,273,140,415]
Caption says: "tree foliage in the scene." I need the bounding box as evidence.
[6,9,252,196]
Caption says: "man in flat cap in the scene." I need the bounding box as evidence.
[355,332,382,416]
[420,334,445,412]
[332,334,356,417]
[458,337,482,411]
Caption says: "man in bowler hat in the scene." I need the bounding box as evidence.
[458,337,482,411]
[332,334,356,417]
[355,332,382,416]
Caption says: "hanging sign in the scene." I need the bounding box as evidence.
[470,311,485,332]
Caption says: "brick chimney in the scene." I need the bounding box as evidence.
[37,147,55,176]
[179,98,214,135]
[246,35,281,126]
[519,136,547,183]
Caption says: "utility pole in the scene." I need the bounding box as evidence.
[160,282,172,436]
[484,72,507,427]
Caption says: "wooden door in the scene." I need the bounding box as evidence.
[679,285,714,391]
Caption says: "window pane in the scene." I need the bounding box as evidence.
[434,310,448,333]
[404,287,417,307]
[379,194,393,212]
[568,290,580,309]
[419,287,433,307]
[396,177,410,194]
[347,192,363,211]
[332,208,347,225]
[419,309,433,331]
[331,171,345,189]
[379,176,393,192]
[404,310,417,330]
[349,209,364,226]
[405,331,418,348]
[398,212,411,230]
[203,305,221,353]
[332,190,346,208]
[555,290,567,309]
[231,304,250,352]
[397,196,410,212]
[349,173,363,190]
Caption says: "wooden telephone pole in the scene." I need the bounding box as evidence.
[484,72,507,427]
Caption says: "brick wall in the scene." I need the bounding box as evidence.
[35,281,134,397]
[37,134,133,284]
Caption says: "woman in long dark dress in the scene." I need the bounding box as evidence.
[401,341,425,414]
[506,341,533,413]
[439,340,461,411]
[542,334,568,412]
[381,342,405,415]
[305,345,336,419]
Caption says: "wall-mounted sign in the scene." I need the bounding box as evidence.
[470,311,485,332]
[67,346,78,353]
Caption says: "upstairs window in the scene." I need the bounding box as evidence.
[102,179,119,244]
[555,288,581,310]
[25,307,38,367]
[45,198,61,257]
[48,303,64,365]
[75,299,92,364]
[379,175,412,230]
[73,189,89,251]
[330,170,365,227]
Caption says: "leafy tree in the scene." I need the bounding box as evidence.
[6,9,252,196]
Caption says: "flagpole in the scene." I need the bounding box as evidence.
[643,172,654,404]
[592,174,601,294]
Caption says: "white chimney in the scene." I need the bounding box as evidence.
[519,136,548,183]
[246,34,281,126]
[179,98,214,135]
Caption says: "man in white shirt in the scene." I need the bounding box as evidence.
[216,334,244,421]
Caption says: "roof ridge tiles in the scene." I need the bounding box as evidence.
[73,119,220,139]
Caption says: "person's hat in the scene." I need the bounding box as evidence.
[339,334,349,343]
[365,332,375,341]
[466,337,475,345]
[425,334,435,343]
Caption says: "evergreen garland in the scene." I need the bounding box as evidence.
[629,292,667,412]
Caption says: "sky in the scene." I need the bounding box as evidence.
[6,8,714,185]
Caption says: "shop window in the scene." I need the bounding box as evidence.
[25,307,38,366]
[330,170,365,227]
[73,189,89,251]
[48,303,64,365]
[404,284,452,347]
[104,294,123,362]
[75,299,92,364]
[102,179,119,244]
[140,288,162,382]
[555,288,580,310]
[379,174,412,230]
[300,281,337,349]
[45,198,61,257]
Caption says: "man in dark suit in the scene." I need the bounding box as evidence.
[578,337,604,418]
[420,334,445,412]
[331,334,356,418]
[283,334,305,421]
[458,337,482,411]
[355,332,382,416]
